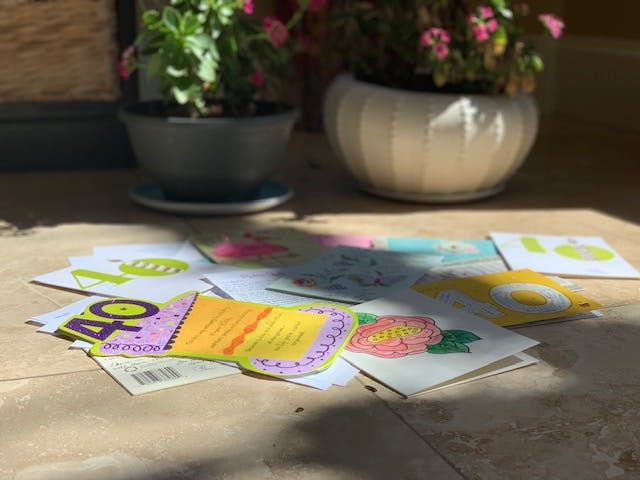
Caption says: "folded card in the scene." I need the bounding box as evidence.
[341,289,539,396]
[412,269,601,327]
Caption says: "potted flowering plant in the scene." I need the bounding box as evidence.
[323,0,564,202]
[119,0,325,204]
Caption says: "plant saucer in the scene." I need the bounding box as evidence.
[130,181,293,215]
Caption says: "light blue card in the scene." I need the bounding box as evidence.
[266,246,443,304]
[383,238,497,264]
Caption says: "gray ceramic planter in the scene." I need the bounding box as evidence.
[119,101,298,202]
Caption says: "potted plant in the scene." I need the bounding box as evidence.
[323,0,564,202]
[118,0,326,204]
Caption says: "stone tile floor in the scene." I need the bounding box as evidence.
[1,117,639,479]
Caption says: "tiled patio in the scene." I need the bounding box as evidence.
[1,117,639,479]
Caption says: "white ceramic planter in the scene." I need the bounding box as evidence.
[323,74,539,202]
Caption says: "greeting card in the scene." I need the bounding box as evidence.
[190,228,376,268]
[340,289,538,396]
[412,269,601,327]
[490,232,640,278]
[32,255,230,301]
[379,238,497,264]
[57,292,358,377]
[267,246,443,303]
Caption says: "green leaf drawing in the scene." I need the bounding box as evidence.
[444,330,481,344]
[357,312,378,325]
[427,341,470,354]
[426,330,481,354]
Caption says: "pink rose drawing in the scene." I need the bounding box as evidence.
[346,315,443,358]
[211,236,289,258]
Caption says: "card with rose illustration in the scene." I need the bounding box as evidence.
[340,288,538,396]
[266,246,443,304]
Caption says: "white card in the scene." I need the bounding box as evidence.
[341,289,538,396]
[91,355,239,395]
[285,358,359,390]
[205,268,349,307]
[416,352,538,393]
[91,241,208,263]
[29,298,239,395]
[33,258,231,302]
[490,232,640,278]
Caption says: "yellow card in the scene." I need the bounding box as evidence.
[169,297,323,360]
[412,269,602,326]
[57,292,358,377]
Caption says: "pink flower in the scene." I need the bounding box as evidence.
[433,43,449,59]
[211,237,288,258]
[487,18,498,33]
[473,24,490,42]
[249,69,264,88]
[117,46,134,81]
[345,315,443,359]
[420,27,450,47]
[479,5,494,18]
[262,16,289,47]
[420,30,433,47]
[539,13,564,39]
[242,0,253,14]
[306,0,328,12]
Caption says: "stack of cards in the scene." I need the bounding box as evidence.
[28,229,628,397]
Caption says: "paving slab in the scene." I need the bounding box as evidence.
[0,370,461,480]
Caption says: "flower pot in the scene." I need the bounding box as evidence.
[119,101,298,202]
[323,74,539,203]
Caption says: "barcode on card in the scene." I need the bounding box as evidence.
[130,366,182,385]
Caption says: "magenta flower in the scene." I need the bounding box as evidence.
[433,43,449,59]
[486,18,498,33]
[473,24,490,42]
[117,46,134,81]
[249,69,264,88]
[539,13,564,39]
[262,16,289,47]
[420,27,451,59]
[479,5,494,18]
[242,0,253,15]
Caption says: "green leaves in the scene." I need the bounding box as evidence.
[134,0,306,116]
[357,313,378,325]
[162,7,181,33]
[426,330,481,354]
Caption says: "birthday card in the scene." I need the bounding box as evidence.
[490,232,640,278]
[412,269,602,327]
[266,246,443,304]
[379,238,497,264]
[191,228,376,268]
[340,289,539,396]
[57,292,358,377]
